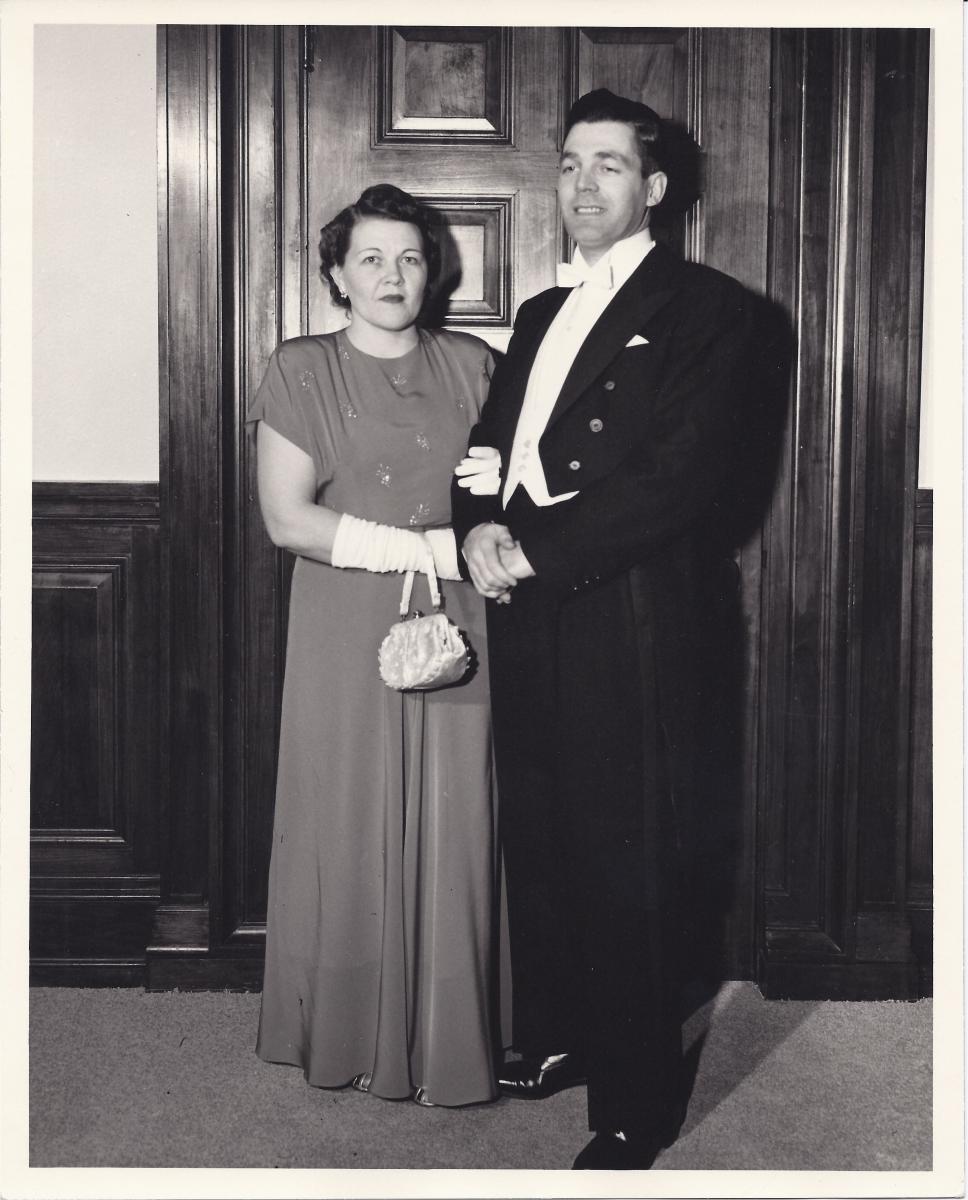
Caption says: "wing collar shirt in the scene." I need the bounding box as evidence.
[503,227,656,508]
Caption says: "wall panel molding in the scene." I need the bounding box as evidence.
[419,194,513,326]
[32,482,161,522]
[375,26,513,144]
[32,562,122,833]
[31,482,162,986]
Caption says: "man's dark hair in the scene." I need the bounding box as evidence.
[563,88,666,179]
[318,183,441,312]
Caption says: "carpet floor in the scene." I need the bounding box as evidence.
[29,981,931,1170]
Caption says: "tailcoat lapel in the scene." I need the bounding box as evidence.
[546,241,680,430]
[504,287,569,412]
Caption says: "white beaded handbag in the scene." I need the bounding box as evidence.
[378,560,469,691]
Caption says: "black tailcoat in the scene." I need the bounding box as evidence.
[451,240,754,1138]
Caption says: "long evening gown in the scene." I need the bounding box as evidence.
[247,327,499,1106]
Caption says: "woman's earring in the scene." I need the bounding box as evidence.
[338,289,347,300]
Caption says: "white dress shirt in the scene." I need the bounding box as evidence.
[502,228,656,508]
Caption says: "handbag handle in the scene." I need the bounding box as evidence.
[398,545,441,618]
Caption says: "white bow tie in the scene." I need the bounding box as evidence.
[556,260,614,290]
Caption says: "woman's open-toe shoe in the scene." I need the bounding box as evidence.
[412,1087,435,1107]
[351,1072,372,1093]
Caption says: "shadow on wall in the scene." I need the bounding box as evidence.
[423,122,797,1095]
[675,287,793,1126]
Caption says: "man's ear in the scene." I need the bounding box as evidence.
[645,171,668,208]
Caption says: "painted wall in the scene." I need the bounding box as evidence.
[918,40,935,491]
[30,24,932,489]
[33,24,159,482]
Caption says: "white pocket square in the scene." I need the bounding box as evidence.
[625,334,650,347]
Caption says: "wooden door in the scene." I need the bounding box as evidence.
[151,25,928,997]
[214,24,771,982]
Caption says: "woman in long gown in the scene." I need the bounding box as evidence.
[248,185,502,1107]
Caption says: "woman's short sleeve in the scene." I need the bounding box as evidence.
[470,344,497,420]
[245,346,313,458]
[483,347,496,388]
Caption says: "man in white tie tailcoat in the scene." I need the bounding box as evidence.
[450,89,755,1170]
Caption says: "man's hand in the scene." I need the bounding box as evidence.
[462,522,519,600]
[499,540,536,581]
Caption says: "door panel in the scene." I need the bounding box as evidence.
[571,28,691,145]
[305,26,563,348]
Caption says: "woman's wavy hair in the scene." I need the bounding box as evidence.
[318,184,441,314]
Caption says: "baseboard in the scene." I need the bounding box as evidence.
[146,956,265,992]
[30,892,159,979]
[759,959,923,1001]
[30,958,146,988]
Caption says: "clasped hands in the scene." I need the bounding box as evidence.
[455,447,534,602]
[463,522,534,602]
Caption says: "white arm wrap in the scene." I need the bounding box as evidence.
[331,513,433,574]
[424,528,462,581]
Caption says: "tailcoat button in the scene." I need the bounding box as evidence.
[568,460,581,471]
[603,380,616,391]
[589,418,603,432]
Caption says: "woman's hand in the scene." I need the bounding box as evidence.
[454,446,502,495]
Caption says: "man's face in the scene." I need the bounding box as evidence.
[558,120,667,264]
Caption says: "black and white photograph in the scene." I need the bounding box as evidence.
[0,0,962,1196]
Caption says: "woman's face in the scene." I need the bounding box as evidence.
[331,217,428,336]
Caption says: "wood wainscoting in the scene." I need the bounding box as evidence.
[31,483,162,986]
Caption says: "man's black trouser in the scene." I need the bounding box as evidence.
[486,494,685,1140]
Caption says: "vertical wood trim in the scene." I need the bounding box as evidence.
[221,27,304,942]
[760,29,862,946]
[890,32,929,924]
[855,28,929,918]
[907,490,932,902]
[759,28,801,915]
[156,25,223,923]
[761,30,868,945]
[155,26,173,915]
[684,29,703,265]
[811,28,853,946]
[838,30,877,958]
[220,24,244,948]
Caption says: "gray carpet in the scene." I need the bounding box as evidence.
[29,981,931,1170]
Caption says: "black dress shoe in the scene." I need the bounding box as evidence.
[572,1130,668,1170]
[498,1052,587,1099]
